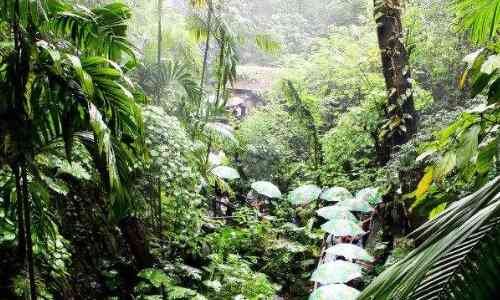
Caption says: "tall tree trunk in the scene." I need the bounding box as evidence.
[119,216,153,270]
[369,0,419,270]
[373,0,417,165]
[13,0,36,298]
[14,166,26,264]
[21,166,36,300]
[214,35,226,109]
[196,0,213,122]
[156,0,163,105]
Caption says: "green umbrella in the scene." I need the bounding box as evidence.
[336,198,374,213]
[325,244,374,262]
[320,219,365,237]
[316,206,358,222]
[311,261,362,284]
[309,284,360,300]
[288,184,322,206]
[320,187,354,202]
[211,166,240,180]
[356,187,382,206]
[251,181,282,199]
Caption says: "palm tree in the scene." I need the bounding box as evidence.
[0,1,144,298]
[187,0,279,133]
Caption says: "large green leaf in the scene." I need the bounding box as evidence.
[454,0,500,44]
[138,268,171,288]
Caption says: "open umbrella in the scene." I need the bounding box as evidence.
[320,187,354,202]
[288,184,322,206]
[309,284,360,300]
[211,166,240,180]
[336,198,374,213]
[316,206,358,222]
[325,244,374,262]
[311,261,362,284]
[356,187,382,206]
[321,219,365,237]
[251,181,282,199]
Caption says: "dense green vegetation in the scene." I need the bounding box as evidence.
[0,0,498,299]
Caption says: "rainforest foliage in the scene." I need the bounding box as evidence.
[0,0,499,299]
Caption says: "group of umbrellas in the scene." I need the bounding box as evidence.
[307,187,382,300]
[207,169,382,300]
[249,180,382,299]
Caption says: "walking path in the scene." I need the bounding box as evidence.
[308,187,381,299]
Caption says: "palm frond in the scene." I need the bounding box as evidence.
[46,2,137,61]
[186,14,210,42]
[255,34,281,55]
[203,122,239,149]
[359,177,500,300]
[188,0,210,8]
[454,0,500,44]
[137,60,201,102]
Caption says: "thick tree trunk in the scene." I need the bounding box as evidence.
[369,0,420,270]
[119,216,153,270]
[373,0,417,165]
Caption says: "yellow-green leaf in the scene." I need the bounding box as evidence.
[434,152,457,181]
[429,203,447,220]
[416,169,433,199]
